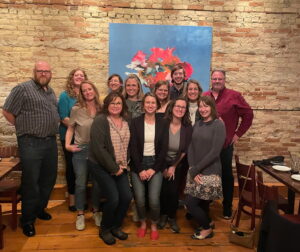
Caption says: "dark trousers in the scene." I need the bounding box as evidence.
[18,135,58,226]
[89,160,132,231]
[60,140,75,195]
[185,195,211,229]
[221,144,234,213]
[160,163,182,218]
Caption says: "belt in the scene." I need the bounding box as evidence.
[19,134,56,140]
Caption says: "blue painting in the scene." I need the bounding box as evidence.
[109,23,212,92]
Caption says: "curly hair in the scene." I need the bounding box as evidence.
[65,68,88,98]
[164,97,191,126]
[183,79,203,102]
[77,80,102,114]
[102,91,128,119]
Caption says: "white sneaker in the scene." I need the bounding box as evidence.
[93,211,102,227]
[76,215,85,231]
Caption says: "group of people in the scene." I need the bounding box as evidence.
[2,61,253,245]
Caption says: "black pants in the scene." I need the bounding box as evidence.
[18,135,58,226]
[221,144,234,214]
[185,195,211,229]
[60,140,75,195]
[160,163,183,218]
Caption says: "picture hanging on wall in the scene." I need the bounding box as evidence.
[109,23,212,92]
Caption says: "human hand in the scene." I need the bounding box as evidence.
[231,134,239,145]
[163,169,169,178]
[146,169,155,181]
[115,168,124,176]
[194,174,202,184]
[167,166,176,180]
[66,144,82,152]
[139,170,148,181]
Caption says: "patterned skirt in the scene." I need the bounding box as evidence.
[184,172,223,201]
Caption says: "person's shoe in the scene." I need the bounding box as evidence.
[37,211,52,220]
[111,228,128,240]
[168,218,180,233]
[99,230,116,245]
[157,215,168,229]
[93,212,102,227]
[196,222,215,232]
[191,230,214,240]
[223,208,232,220]
[150,230,159,240]
[76,214,85,231]
[68,205,76,212]
[137,227,147,238]
[22,224,36,237]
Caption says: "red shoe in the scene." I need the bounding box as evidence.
[150,230,159,240]
[137,228,147,238]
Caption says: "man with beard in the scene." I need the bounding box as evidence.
[203,69,253,219]
[2,61,59,237]
[170,64,187,100]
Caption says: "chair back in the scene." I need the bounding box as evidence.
[0,146,18,158]
[256,171,279,207]
[235,155,257,205]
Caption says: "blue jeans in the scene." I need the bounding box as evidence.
[131,156,163,223]
[89,160,132,231]
[73,144,100,211]
[17,135,58,226]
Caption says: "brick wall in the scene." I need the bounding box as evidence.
[0,0,299,183]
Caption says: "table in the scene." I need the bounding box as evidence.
[256,163,300,213]
[0,157,20,249]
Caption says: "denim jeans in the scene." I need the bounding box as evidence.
[221,144,234,214]
[131,156,163,223]
[89,160,132,231]
[17,135,58,226]
[73,144,102,211]
[60,140,75,195]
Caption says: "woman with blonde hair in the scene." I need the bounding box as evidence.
[58,68,88,211]
[122,74,144,119]
[65,80,102,231]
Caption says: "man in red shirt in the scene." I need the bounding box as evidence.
[203,69,253,219]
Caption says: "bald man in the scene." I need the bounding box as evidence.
[3,61,59,237]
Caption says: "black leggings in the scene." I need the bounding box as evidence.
[185,195,211,230]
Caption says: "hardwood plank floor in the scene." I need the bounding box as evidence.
[1,200,256,251]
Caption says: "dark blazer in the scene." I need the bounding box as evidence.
[163,120,193,170]
[130,114,168,173]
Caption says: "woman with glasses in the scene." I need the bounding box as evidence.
[65,81,102,231]
[107,74,123,93]
[130,93,168,240]
[88,92,132,245]
[158,97,192,233]
[185,96,225,240]
[58,68,87,212]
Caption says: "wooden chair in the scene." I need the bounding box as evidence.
[0,204,3,249]
[0,146,21,230]
[235,155,261,230]
[256,170,289,213]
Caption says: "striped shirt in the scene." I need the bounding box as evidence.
[3,79,59,137]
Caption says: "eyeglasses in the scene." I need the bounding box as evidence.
[36,70,51,74]
[174,105,186,110]
[211,78,224,81]
[110,102,122,106]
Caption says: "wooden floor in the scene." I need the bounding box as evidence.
[1,199,255,252]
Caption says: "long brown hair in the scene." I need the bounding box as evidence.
[198,96,217,120]
[65,68,88,98]
[164,97,191,126]
[183,79,203,102]
[77,80,102,114]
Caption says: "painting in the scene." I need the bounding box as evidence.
[109,23,212,92]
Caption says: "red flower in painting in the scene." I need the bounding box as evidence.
[126,47,193,88]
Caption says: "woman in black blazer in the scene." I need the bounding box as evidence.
[158,97,192,233]
[130,92,168,240]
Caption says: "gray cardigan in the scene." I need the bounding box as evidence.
[188,119,226,178]
[88,114,125,174]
